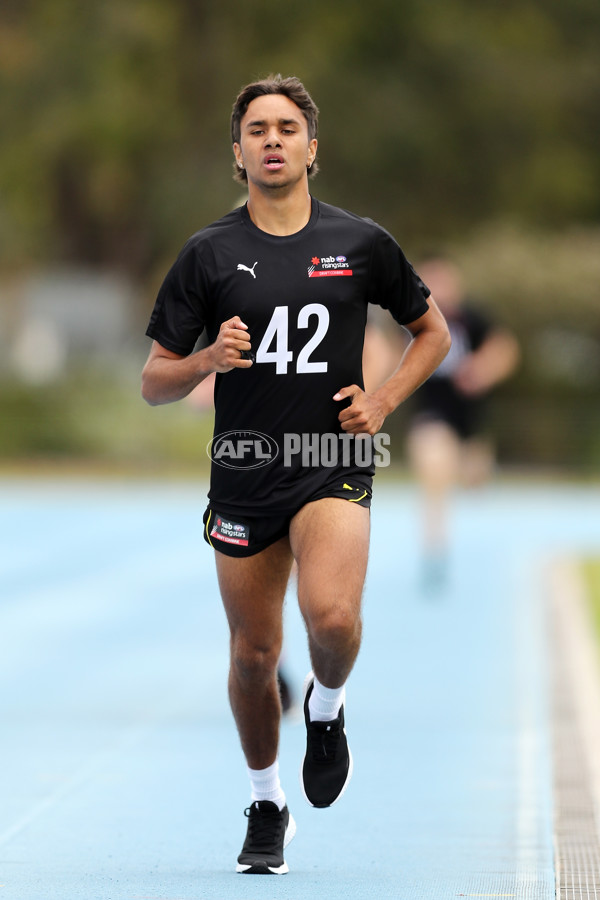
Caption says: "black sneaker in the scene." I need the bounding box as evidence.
[236,800,296,875]
[300,673,353,808]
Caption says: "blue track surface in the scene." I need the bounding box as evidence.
[1,478,600,899]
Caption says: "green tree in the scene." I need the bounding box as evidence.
[1,0,598,277]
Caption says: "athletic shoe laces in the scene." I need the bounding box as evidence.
[308,718,343,763]
[243,803,284,853]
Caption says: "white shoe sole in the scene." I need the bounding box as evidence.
[235,813,296,875]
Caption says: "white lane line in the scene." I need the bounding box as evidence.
[553,560,600,827]
[551,558,600,899]
[514,557,553,890]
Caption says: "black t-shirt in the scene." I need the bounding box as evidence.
[146,198,429,514]
[411,304,492,439]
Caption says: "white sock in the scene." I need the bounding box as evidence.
[248,760,286,811]
[308,675,346,722]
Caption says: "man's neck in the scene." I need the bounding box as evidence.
[246,186,312,236]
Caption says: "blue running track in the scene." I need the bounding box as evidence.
[1,478,600,899]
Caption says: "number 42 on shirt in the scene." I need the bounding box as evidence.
[255,304,329,375]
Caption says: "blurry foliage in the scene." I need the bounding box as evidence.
[456,225,600,335]
[1,1,599,472]
[1,0,599,277]
[450,225,600,471]
[583,559,600,644]
[0,371,214,472]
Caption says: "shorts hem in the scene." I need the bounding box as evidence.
[204,476,372,558]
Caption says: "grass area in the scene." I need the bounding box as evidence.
[583,559,600,642]
[1,369,599,478]
[0,370,215,475]
[0,372,414,478]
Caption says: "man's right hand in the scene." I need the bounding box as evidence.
[206,316,253,373]
[141,316,252,406]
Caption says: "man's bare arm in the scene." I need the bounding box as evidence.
[335,298,451,436]
[141,316,252,406]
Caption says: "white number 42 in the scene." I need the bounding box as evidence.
[255,303,329,374]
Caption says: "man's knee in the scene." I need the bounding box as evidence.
[230,635,281,687]
[305,605,362,653]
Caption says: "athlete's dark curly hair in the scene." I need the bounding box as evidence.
[231,74,319,184]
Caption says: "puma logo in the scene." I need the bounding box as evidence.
[237,261,258,279]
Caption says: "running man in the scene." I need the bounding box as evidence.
[141,74,450,874]
[406,255,519,586]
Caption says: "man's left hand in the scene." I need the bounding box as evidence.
[334,385,386,436]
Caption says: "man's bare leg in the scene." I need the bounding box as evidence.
[290,497,370,689]
[215,537,294,770]
[290,497,370,807]
[406,420,461,555]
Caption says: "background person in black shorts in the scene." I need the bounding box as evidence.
[141,74,450,874]
[406,255,519,585]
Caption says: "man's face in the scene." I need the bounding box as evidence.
[233,94,317,192]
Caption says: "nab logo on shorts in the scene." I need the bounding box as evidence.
[207,430,279,469]
[211,515,250,546]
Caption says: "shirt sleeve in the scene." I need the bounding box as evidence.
[145,237,211,356]
[367,226,430,325]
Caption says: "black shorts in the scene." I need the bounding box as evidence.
[202,478,371,558]
[411,406,483,441]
